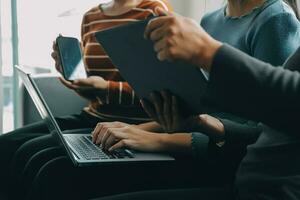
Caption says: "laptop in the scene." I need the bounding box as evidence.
[95,19,210,115]
[16,65,174,167]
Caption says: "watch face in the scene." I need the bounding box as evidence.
[216,141,225,148]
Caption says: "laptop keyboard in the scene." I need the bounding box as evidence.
[66,135,134,160]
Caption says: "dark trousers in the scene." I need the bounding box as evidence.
[9,128,234,200]
[92,188,233,200]
[28,154,232,200]
[0,112,100,198]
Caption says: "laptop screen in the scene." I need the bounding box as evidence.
[19,71,50,120]
[16,66,78,165]
[17,67,56,125]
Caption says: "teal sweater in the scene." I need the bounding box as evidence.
[201,0,300,66]
[192,0,300,158]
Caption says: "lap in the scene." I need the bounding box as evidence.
[11,146,64,200]
[26,152,232,200]
[92,188,233,200]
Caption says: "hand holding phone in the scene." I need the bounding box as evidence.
[59,76,108,101]
[55,36,88,81]
[54,35,108,102]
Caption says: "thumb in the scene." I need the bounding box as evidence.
[154,7,171,16]
[73,78,91,86]
[198,114,218,130]
[198,114,225,140]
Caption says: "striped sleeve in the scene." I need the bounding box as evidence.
[107,81,139,105]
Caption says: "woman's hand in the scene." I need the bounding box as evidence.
[144,8,222,72]
[141,91,197,133]
[92,121,129,144]
[91,115,224,153]
[59,76,108,101]
[95,126,168,152]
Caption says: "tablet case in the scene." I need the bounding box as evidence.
[95,19,208,114]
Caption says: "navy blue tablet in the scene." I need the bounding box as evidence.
[95,19,209,114]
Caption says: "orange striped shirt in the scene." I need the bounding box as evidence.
[81,0,172,123]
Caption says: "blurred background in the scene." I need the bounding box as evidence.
[0,0,275,133]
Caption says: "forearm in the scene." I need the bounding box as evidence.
[134,121,163,132]
[160,133,193,154]
[206,44,300,134]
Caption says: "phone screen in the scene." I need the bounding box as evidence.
[56,36,87,81]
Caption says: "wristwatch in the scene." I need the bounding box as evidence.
[215,140,225,148]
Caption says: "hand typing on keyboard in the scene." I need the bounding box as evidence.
[92,124,172,152]
[92,121,129,144]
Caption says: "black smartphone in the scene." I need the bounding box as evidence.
[56,36,87,81]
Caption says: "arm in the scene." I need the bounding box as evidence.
[210,12,300,143]
[220,119,262,146]
[145,11,300,134]
[94,119,259,160]
[135,121,163,132]
[94,125,193,154]
[251,13,300,66]
[190,116,261,159]
[206,44,300,134]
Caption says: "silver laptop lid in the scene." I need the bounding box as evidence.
[15,65,78,165]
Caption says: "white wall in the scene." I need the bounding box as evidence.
[168,0,225,21]
[0,0,3,134]
[169,0,300,22]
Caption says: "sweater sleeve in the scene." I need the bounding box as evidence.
[107,81,140,105]
[205,44,300,135]
[190,119,261,160]
[210,13,300,145]
[250,12,300,66]
[220,119,262,146]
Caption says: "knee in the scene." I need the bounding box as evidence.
[35,156,72,181]
[11,135,57,178]
[28,156,72,200]
[23,146,64,179]
[13,135,56,163]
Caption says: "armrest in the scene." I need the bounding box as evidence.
[22,74,88,125]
